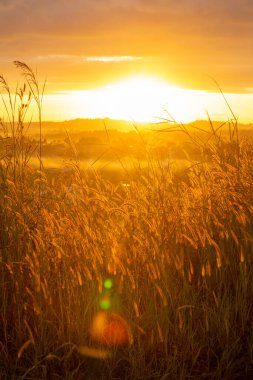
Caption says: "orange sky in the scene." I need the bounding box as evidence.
[1,1,253,122]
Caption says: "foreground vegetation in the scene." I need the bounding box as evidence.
[0,63,253,379]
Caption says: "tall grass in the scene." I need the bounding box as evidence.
[0,63,253,379]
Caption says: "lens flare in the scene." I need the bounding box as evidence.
[78,345,111,359]
[99,293,111,310]
[90,311,132,346]
[104,278,113,290]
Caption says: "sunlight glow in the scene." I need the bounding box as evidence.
[6,74,253,124]
[47,75,212,123]
[94,75,185,121]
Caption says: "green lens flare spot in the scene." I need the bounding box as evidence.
[104,278,113,290]
[99,295,111,310]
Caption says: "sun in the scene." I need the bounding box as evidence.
[45,74,212,123]
[99,75,181,121]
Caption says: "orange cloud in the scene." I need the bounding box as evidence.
[0,0,253,92]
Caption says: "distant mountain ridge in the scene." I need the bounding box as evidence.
[23,118,253,140]
[30,118,253,131]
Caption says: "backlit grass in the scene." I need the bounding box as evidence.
[0,63,253,379]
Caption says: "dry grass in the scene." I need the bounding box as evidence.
[0,63,253,379]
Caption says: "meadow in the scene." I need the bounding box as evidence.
[0,63,253,379]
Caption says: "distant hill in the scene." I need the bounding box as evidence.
[26,118,253,138]
[30,118,139,134]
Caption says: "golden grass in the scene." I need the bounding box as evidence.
[0,63,253,379]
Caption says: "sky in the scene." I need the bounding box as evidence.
[1,0,253,123]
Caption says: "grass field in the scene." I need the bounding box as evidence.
[1,63,253,379]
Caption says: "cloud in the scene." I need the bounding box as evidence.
[0,0,253,92]
[1,0,253,37]
[30,54,143,63]
[84,56,143,62]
